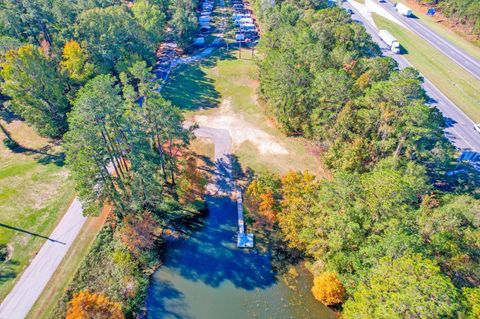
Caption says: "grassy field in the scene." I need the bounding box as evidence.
[0,120,75,301]
[397,0,480,60]
[373,14,480,122]
[163,48,327,177]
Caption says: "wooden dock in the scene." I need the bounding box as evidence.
[236,189,254,248]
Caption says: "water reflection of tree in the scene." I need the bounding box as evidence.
[158,197,277,290]
[252,221,304,276]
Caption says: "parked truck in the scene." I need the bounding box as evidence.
[379,29,401,53]
[395,3,413,16]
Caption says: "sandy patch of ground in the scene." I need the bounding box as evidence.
[193,99,289,155]
[349,0,406,29]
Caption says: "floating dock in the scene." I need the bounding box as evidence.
[236,189,254,248]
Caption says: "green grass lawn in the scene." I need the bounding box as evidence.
[0,121,75,301]
[163,48,327,177]
[397,0,480,60]
[373,14,480,123]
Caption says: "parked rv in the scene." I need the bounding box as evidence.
[199,16,211,23]
[235,17,254,26]
[232,13,251,20]
[240,23,256,31]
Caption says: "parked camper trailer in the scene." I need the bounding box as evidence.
[232,13,250,20]
[199,15,211,23]
[240,23,256,31]
[235,17,254,26]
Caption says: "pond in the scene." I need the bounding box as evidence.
[146,196,336,319]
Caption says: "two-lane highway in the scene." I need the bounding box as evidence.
[381,0,480,81]
[345,0,480,153]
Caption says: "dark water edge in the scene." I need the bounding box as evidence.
[146,196,336,319]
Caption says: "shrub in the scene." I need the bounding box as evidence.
[311,271,345,306]
[463,287,480,319]
[0,244,9,261]
[66,290,124,319]
[116,212,162,258]
[3,138,19,151]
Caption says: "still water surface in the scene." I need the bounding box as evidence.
[147,196,336,319]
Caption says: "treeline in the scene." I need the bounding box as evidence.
[0,0,206,317]
[249,1,480,318]
[0,0,199,137]
[417,0,480,38]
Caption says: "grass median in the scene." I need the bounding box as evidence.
[373,13,480,123]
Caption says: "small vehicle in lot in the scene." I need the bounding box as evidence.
[474,123,480,133]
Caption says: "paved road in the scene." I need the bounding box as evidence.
[346,1,480,153]
[194,126,234,195]
[380,0,480,81]
[0,199,87,319]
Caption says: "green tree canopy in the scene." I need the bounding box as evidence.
[0,44,68,137]
[343,254,462,319]
[75,6,155,72]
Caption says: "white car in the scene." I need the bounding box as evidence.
[475,123,480,133]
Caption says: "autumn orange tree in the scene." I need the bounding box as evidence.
[116,212,162,257]
[245,172,281,226]
[177,156,206,205]
[66,290,124,319]
[311,272,345,306]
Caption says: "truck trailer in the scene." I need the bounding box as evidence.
[395,3,413,16]
[379,29,401,53]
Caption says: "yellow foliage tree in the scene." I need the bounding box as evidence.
[278,171,317,250]
[258,191,276,224]
[61,40,94,82]
[311,272,345,306]
[66,290,125,319]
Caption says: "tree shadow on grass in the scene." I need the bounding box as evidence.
[162,63,221,111]
[161,47,241,111]
[1,108,65,166]
[0,259,19,285]
[3,140,65,166]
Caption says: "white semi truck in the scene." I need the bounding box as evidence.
[379,29,401,53]
[395,3,413,16]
